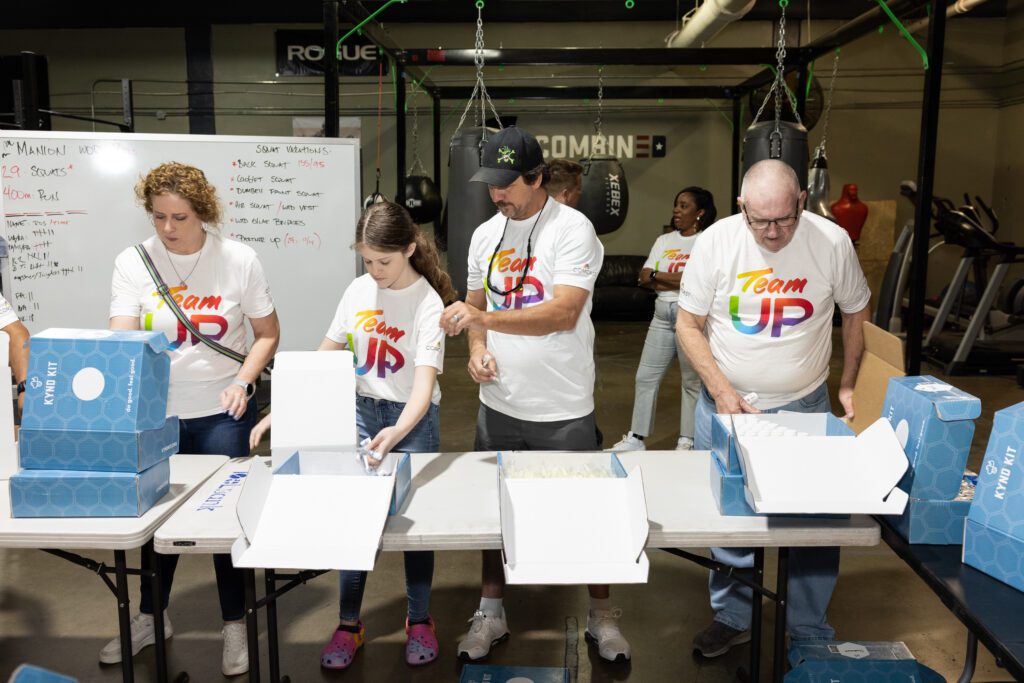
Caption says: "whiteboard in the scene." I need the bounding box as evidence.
[0,131,360,352]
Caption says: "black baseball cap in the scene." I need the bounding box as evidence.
[470,126,546,186]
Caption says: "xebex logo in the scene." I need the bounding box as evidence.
[286,44,380,63]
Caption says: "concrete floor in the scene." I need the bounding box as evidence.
[1,320,1022,682]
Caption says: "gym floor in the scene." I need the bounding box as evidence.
[0,321,1020,682]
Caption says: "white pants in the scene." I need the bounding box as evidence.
[629,299,700,439]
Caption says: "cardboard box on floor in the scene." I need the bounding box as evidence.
[849,322,905,435]
[459,664,569,683]
[232,351,410,571]
[732,415,910,515]
[498,451,649,585]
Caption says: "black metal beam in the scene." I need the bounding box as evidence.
[436,85,738,100]
[432,92,442,199]
[400,47,799,67]
[323,1,339,137]
[396,65,407,206]
[731,97,742,211]
[339,2,438,94]
[907,2,948,375]
[734,0,930,95]
[184,24,215,134]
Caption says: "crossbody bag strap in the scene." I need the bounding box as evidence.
[134,244,249,365]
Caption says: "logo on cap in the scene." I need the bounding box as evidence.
[497,145,516,165]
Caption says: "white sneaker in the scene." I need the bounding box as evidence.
[585,608,631,662]
[457,609,510,660]
[609,432,646,452]
[221,622,249,676]
[98,612,173,664]
[676,436,695,450]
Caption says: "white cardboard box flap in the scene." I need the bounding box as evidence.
[498,452,650,584]
[738,418,910,514]
[232,452,395,570]
[270,351,357,463]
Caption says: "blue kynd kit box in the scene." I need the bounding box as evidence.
[22,329,170,434]
[882,376,981,500]
[20,416,180,473]
[888,472,976,545]
[963,401,1024,591]
[459,665,569,683]
[9,459,170,517]
[785,641,944,682]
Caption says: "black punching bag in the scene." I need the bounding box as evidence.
[742,121,809,189]
[403,175,442,224]
[577,155,629,234]
[446,129,498,299]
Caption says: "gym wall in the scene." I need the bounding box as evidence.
[1,11,1018,292]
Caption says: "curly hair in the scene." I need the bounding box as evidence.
[135,162,222,225]
[357,202,458,304]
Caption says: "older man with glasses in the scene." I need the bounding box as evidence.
[676,159,872,657]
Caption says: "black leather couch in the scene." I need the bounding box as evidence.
[592,254,656,321]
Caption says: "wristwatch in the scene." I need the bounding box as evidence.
[16,380,25,395]
[232,378,255,398]
[648,269,658,282]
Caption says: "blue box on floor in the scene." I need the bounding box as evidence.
[785,641,944,682]
[9,459,170,517]
[882,376,980,500]
[887,472,976,545]
[19,416,180,473]
[459,664,570,683]
[9,664,78,683]
[963,401,1024,591]
[22,329,170,434]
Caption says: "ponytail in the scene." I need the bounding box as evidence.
[411,232,458,304]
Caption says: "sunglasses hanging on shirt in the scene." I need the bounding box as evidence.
[485,201,546,301]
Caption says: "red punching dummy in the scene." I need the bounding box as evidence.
[831,183,868,243]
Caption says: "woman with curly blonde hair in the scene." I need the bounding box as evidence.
[103,162,279,677]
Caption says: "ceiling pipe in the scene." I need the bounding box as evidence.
[665,0,758,48]
[905,0,991,34]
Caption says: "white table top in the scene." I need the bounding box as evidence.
[0,454,228,550]
[154,451,880,555]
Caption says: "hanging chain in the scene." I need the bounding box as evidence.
[409,85,427,176]
[453,3,503,139]
[593,64,604,139]
[815,50,840,159]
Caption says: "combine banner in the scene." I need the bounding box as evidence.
[534,134,666,160]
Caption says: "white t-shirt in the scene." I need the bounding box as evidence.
[110,233,276,419]
[325,273,444,405]
[678,211,870,409]
[0,294,18,328]
[643,230,699,303]
[467,198,603,421]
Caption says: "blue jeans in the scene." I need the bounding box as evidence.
[339,396,439,622]
[630,299,701,439]
[140,396,258,622]
[695,382,839,641]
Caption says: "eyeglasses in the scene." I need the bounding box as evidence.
[742,202,801,231]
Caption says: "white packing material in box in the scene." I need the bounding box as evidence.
[498,451,650,585]
[231,450,401,570]
[735,416,910,514]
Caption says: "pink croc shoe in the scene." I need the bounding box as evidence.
[405,616,439,666]
[320,622,364,670]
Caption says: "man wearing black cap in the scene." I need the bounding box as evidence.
[440,126,630,663]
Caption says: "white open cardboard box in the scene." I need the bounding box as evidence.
[231,351,407,570]
[732,415,910,515]
[498,452,650,585]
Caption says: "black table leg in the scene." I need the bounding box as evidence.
[266,569,282,683]
[772,547,790,683]
[244,568,262,682]
[957,630,978,683]
[750,547,765,683]
[145,542,169,683]
[114,550,135,683]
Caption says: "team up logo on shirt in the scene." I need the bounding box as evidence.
[661,248,689,273]
[146,285,228,350]
[729,268,814,337]
[353,309,406,378]
[487,248,545,311]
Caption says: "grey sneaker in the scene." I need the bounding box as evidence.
[221,622,249,676]
[98,612,173,664]
[608,433,646,452]
[457,609,510,661]
[692,620,751,658]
